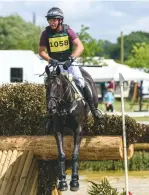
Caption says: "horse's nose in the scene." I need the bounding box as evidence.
[48,100,57,114]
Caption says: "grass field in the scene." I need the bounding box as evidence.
[99,99,149,112]
[132,116,149,122]
[99,99,149,122]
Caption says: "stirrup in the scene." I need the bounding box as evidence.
[96,108,104,116]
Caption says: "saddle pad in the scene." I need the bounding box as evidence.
[63,73,85,104]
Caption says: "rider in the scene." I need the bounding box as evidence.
[39,7,102,120]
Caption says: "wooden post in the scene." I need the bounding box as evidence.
[22,158,37,195]
[15,151,34,194]
[120,31,124,64]
[0,150,8,175]
[0,150,17,194]
[29,168,38,195]
[52,188,62,195]
[4,151,23,194]
[9,151,29,195]
[0,150,12,186]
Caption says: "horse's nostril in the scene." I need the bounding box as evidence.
[48,99,57,112]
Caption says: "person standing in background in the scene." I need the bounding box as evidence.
[104,88,115,112]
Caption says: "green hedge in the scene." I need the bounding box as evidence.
[0,83,46,135]
[0,83,146,144]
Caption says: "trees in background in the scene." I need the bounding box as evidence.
[0,14,149,69]
[0,15,42,53]
[100,40,120,59]
[125,42,149,70]
[104,31,149,62]
[77,25,103,64]
[117,31,149,61]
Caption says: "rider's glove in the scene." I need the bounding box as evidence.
[63,56,76,70]
[49,58,58,67]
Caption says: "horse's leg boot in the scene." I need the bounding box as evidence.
[83,85,104,120]
[58,161,68,191]
[58,178,68,191]
[70,175,79,191]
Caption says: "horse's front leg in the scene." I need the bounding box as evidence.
[54,125,68,191]
[70,124,82,191]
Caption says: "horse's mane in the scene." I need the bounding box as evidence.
[58,72,72,88]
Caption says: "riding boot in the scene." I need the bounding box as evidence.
[83,85,103,120]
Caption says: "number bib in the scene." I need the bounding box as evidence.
[48,36,70,52]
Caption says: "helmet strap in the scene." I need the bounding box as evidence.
[55,19,63,32]
[49,18,63,33]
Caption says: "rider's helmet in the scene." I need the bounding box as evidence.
[45,7,64,20]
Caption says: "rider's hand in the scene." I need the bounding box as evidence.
[63,59,71,70]
[49,58,58,67]
[63,56,76,70]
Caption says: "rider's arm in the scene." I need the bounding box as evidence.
[38,30,51,62]
[71,38,84,58]
[38,46,50,62]
[67,28,84,59]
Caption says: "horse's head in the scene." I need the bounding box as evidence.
[46,67,74,116]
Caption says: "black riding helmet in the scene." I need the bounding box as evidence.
[45,7,64,20]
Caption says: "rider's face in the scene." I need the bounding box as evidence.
[48,18,59,29]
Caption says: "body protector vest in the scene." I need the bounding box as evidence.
[46,24,73,62]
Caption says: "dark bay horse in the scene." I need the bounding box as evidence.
[45,63,99,192]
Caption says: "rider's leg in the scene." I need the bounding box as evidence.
[83,84,103,119]
[63,65,103,120]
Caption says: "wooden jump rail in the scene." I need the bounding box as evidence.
[0,136,134,195]
[0,136,134,160]
[134,143,149,151]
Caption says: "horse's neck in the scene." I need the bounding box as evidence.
[62,73,84,102]
[60,74,74,102]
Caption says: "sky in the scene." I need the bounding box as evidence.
[0,0,149,43]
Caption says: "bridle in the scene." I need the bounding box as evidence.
[40,62,81,116]
[48,74,77,116]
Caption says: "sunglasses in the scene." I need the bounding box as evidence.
[47,18,59,23]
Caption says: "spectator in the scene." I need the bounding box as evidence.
[104,88,115,112]
[107,80,115,93]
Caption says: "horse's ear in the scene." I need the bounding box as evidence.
[56,66,61,75]
[45,65,50,76]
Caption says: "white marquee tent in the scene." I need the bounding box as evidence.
[0,50,45,84]
[82,59,149,82]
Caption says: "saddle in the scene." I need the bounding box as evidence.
[64,67,99,106]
